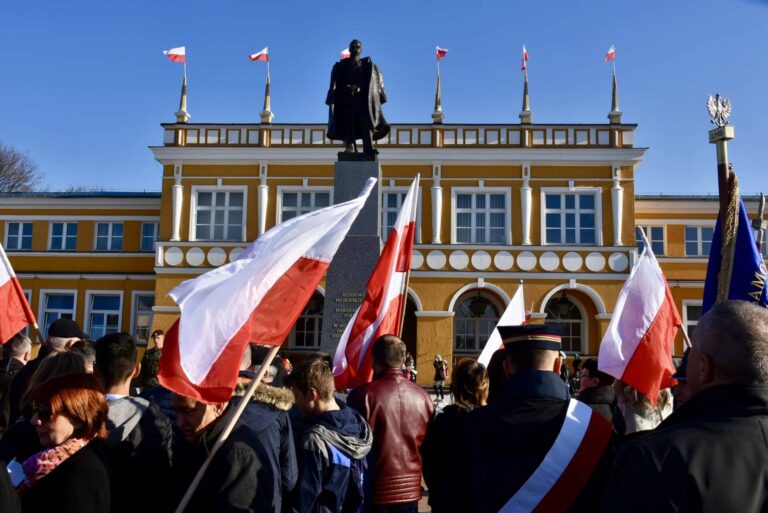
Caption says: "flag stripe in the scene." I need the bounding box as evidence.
[0,278,34,344]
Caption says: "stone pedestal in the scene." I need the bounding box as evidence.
[320,160,382,352]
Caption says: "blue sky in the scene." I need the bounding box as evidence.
[1,0,767,194]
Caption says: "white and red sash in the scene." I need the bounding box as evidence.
[499,399,612,513]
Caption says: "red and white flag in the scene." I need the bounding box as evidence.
[521,45,529,71]
[604,45,616,62]
[477,285,526,366]
[436,46,448,61]
[0,244,36,344]
[249,47,269,62]
[340,47,351,60]
[333,176,420,389]
[598,231,680,404]
[163,46,186,63]
[159,179,376,403]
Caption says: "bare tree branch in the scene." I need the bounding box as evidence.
[0,143,43,192]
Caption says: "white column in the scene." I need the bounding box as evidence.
[611,164,624,246]
[520,163,533,245]
[171,163,183,241]
[258,162,269,236]
[431,163,443,244]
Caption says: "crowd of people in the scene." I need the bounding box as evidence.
[0,299,766,512]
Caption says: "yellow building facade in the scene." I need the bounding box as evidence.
[2,119,763,385]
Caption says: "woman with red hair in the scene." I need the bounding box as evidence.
[16,372,110,512]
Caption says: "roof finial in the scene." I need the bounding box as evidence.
[432,47,447,124]
[608,60,622,124]
[260,68,274,124]
[175,71,190,123]
[519,72,532,124]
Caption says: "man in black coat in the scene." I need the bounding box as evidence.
[602,300,768,512]
[0,332,31,436]
[577,358,617,423]
[462,324,613,513]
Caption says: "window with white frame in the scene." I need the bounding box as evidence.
[279,189,331,222]
[288,292,323,349]
[41,292,76,335]
[543,192,599,245]
[95,223,123,251]
[544,293,585,353]
[141,223,159,252]
[133,294,155,344]
[194,190,245,241]
[5,222,32,251]
[381,190,420,242]
[636,226,665,256]
[50,222,78,251]
[453,293,501,353]
[684,226,714,256]
[87,293,121,340]
[683,301,703,340]
[454,190,508,244]
[22,289,31,335]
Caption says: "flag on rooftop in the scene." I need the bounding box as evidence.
[249,47,269,62]
[521,45,529,71]
[477,285,527,367]
[159,179,376,403]
[604,45,616,62]
[436,46,448,61]
[163,46,186,63]
[333,176,419,389]
[0,243,36,345]
[598,231,680,404]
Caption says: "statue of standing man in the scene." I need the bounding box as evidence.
[326,40,389,157]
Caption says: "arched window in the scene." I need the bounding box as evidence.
[544,293,585,353]
[288,292,324,349]
[453,293,501,354]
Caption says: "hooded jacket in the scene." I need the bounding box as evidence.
[294,403,373,513]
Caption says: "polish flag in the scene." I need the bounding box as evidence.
[604,45,616,62]
[163,47,186,63]
[436,46,448,61]
[477,285,526,366]
[333,176,420,389]
[521,45,529,71]
[0,244,36,345]
[340,47,351,60]
[598,231,680,404]
[249,47,269,62]
[159,179,376,404]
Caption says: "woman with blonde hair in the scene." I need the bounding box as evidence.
[422,359,489,513]
[614,380,673,435]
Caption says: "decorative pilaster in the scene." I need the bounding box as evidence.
[520,163,533,245]
[175,74,190,123]
[258,162,269,235]
[171,163,183,241]
[611,164,623,246]
[431,163,443,244]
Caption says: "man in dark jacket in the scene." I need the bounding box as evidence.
[462,325,612,513]
[94,332,174,513]
[288,358,372,513]
[577,358,617,422]
[602,300,768,512]
[348,335,434,513]
[0,332,30,436]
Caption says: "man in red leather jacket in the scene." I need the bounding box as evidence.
[347,335,434,513]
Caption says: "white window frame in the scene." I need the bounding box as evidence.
[48,221,79,251]
[450,187,511,245]
[682,299,703,339]
[636,226,666,256]
[38,289,78,335]
[189,186,248,242]
[130,291,155,346]
[276,186,334,224]
[5,222,33,251]
[684,225,715,256]
[541,187,603,246]
[544,294,588,355]
[94,222,124,251]
[381,186,422,243]
[287,291,324,350]
[84,291,124,340]
[140,222,160,252]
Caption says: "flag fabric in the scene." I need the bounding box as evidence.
[598,232,680,404]
[521,45,529,71]
[159,179,376,404]
[163,47,186,63]
[340,47,351,60]
[0,244,36,344]
[477,285,526,366]
[604,45,616,62]
[249,47,269,62]
[436,46,448,61]
[702,198,768,313]
[333,176,420,389]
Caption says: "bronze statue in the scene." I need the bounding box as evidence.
[326,39,389,156]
